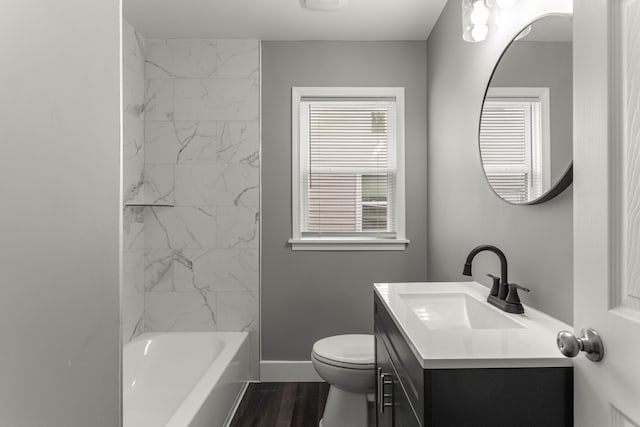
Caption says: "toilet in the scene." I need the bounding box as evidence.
[311,334,375,427]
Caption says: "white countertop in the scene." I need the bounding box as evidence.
[374,281,573,369]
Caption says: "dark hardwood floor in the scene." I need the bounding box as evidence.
[229,382,330,427]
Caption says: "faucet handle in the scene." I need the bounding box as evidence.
[509,283,530,292]
[486,274,500,297]
[506,283,530,305]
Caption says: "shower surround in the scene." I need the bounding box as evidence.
[122,21,146,342]
[122,22,260,376]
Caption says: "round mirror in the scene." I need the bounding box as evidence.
[479,14,573,205]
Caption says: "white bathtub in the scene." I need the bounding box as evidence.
[123,332,249,427]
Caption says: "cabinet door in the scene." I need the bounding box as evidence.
[392,379,421,427]
[374,294,424,420]
[376,334,422,427]
[375,335,394,427]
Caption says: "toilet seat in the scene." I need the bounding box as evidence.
[312,334,374,369]
[312,352,374,370]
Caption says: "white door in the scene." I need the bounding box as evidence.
[573,0,640,426]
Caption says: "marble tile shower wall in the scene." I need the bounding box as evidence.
[122,20,146,342]
[141,39,260,372]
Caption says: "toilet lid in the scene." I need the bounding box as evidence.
[312,334,374,368]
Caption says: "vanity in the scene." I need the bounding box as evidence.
[374,282,573,427]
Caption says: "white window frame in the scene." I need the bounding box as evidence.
[289,87,408,251]
[484,87,552,198]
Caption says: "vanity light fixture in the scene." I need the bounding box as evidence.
[462,0,498,42]
[303,0,348,11]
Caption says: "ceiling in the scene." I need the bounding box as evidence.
[123,0,448,40]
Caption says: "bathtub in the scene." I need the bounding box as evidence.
[123,332,249,427]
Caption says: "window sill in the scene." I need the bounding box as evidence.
[288,238,410,251]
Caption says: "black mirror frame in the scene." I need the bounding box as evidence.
[478,13,573,206]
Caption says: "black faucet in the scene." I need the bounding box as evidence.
[462,245,509,298]
[462,245,529,314]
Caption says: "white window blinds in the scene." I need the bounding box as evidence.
[299,99,397,237]
[480,99,543,203]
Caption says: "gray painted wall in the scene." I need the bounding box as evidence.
[261,41,428,360]
[0,1,120,425]
[427,0,573,324]
[490,40,573,184]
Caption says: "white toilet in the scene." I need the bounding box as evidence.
[311,334,375,427]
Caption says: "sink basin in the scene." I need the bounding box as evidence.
[399,292,525,330]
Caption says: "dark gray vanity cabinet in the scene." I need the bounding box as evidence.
[374,294,573,427]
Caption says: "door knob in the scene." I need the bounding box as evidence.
[556,328,604,362]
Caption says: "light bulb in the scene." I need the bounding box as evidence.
[471,24,489,41]
[461,0,499,43]
[470,2,490,25]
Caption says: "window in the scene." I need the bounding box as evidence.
[290,87,408,250]
[480,87,550,203]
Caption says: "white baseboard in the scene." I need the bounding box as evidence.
[260,360,323,382]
